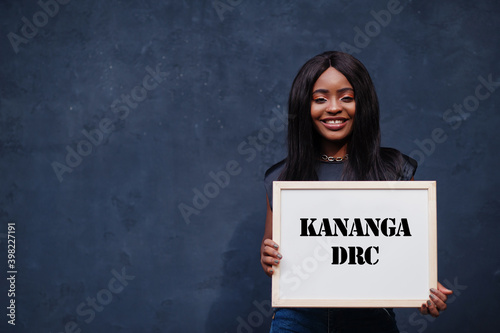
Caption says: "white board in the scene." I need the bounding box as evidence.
[272,181,437,307]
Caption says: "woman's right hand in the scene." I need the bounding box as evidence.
[260,238,282,277]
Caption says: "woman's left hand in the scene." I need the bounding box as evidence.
[419,282,453,317]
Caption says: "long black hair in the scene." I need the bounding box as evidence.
[279,51,403,181]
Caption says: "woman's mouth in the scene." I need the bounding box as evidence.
[320,118,348,130]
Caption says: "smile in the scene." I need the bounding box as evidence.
[319,118,349,131]
[322,119,346,124]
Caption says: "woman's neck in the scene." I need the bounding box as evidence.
[320,140,348,158]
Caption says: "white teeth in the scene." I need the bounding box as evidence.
[324,119,345,124]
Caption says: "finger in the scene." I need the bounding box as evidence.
[263,246,282,259]
[437,282,453,295]
[263,239,279,249]
[261,260,274,277]
[419,303,429,315]
[263,245,281,255]
[426,300,440,318]
[430,287,448,303]
[429,292,447,312]
[263,264,275,276]
[262,255,281,266]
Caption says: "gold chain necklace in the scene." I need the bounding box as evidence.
[320,154,349,162]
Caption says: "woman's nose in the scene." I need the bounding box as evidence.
[326,100,341,113]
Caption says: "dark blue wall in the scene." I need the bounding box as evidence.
[1,0,499,332]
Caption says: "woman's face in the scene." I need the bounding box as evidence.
[310,67,355,155]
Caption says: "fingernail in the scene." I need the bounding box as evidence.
[274,259,279,264]
[273,244,279,249]
[277,254,282,259]
[430,294,437,299]
[270,269,273,273]
[427,300,432,307]
[430,288,437,293]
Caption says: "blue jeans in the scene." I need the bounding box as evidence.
[270,308,399,333]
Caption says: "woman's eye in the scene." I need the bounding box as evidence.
[314,97,327,103]
[341,96,354,102]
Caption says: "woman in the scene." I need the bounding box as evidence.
[260,51,452,332]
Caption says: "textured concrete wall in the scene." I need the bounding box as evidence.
[0,0,499,332]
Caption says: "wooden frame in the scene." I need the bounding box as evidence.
[272,181,437,308]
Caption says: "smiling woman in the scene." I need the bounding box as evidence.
[259,51,453,332]
[310,67,356,155]
[272,51,406,183]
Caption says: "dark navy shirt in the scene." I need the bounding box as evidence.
[264,154,417,210]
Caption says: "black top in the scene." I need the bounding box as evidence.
[264,153,417,210]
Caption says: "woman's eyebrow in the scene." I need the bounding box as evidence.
[312,88,329,94]
[312,87,354,94]
[337,87,354,93]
